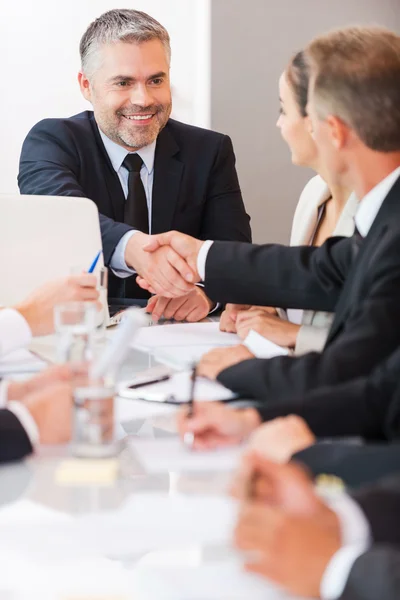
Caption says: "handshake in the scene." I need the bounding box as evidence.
[129,231,205,298]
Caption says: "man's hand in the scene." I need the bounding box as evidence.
[7,364,75,402]
[235,501,341,597]
[125,232,197,298]
[233,457,341,597]
[21,382,73,444]
[146,287,214,322]
[177,401,261,450]
[197,345,254,380]
[14,275,99,336]
[247,415,316,463]
[236,308,300,348]
[134,231,204,294]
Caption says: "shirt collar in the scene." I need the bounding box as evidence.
[355,167,400,237]
[98,126,156,174]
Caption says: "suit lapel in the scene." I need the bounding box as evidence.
[89,114,126,222]
[151,124,183,234]
[327,176,400,342]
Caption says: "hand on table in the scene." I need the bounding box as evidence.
[145,287,214,322]
[21,382,73,444]
[247,415,316,463]
[177,401,261,450]
[236,308,300,348]
[15,274,99,336]
[197,345,254,380]
[233,456,341,597]
[7,364,75,402]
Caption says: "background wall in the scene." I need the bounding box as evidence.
[0,0,210,194]
[211,0,400,243]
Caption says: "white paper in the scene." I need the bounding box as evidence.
[0,348,47,375]
[132,321,240,350]
[130,436,245,472]
[131,557,304,599]
[0,494,237,560]
[119,370,236,403]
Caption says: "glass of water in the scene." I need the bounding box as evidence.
[72,381,117,458]
[54,301,97,364]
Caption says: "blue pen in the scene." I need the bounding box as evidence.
[88,250,102,273]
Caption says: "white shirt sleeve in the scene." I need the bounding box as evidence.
[243,329,290,358]
[7,401,39,446]
[109,230,139,277]
[319,492,371,599]
[0,309,32,358]
[196,240,214,281]
[0,380,9,408]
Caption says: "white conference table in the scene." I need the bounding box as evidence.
[0,325,303,600]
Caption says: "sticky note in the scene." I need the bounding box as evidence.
[55,458,119,485]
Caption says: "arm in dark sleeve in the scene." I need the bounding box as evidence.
[0,409,33,463]
[253,345,400,439]
[293,443,400,489]
[200,135,251,243]
[351,474,400,545]
[204,235,352,310]
[18,120,132,264]
[218,233,400,402]
[340,547,400,600]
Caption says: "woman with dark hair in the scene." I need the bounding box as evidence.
[220,51,358,356]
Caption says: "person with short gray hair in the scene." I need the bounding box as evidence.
[18,8,251,314]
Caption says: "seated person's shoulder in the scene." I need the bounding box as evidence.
[27,110,94,140]
[166,118,229,151]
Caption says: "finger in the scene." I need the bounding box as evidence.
[152,297,171,321]
[145,296,158,312]
[154,261,195,297]
[143,231,175,252]
[136,277,152,291]
[184,305,204,323]
[172,297,192,321]
[166,248,196,283]
[72,274,98,288]
[163,297,185,320]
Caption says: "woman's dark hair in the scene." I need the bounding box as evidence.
[286,50,310,117]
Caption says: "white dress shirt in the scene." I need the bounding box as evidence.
[0,308,39,446]
[98,128,156,276]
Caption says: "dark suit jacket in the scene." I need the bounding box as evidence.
[341,547,400,600]
[202,176,400,402]
[18,111,251,298]
[0,409,33,463]
[256,344,400,440]
[294,443,400,489]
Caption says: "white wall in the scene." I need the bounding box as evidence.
[0,0,210,193]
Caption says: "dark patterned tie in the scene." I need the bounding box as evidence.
[122,153,149,233]
[352,224,364,260]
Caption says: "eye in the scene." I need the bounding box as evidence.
[116,80,129,87]
[279,106,285,116]
[150,77,163,85]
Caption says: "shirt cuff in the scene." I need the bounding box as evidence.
[323,492,371,548]
[8,401,40,446]
[0,308,32,358]
[195,282,220,315]
[0,380,9,408]
[109,230,138,277]
[320,544,368,600]
[196,240,213,281]
[243,329,290,358]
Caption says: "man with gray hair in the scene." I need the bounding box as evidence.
[18,9,251,317]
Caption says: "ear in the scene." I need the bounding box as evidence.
[78,71,92,102]
[325,115,350,149]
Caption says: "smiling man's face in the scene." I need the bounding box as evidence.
[79,38,172,150]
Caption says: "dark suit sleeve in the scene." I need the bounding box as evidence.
[254,345,400,440]
[215,231,400,402]
[351,474,400,545]
[0,409,33,463]
[340,547,400,600]
[200,135,251,243]
[18,120,132,264]
[293,443,400,489]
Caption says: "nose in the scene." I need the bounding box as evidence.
[130,82,153,107]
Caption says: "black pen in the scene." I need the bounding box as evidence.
[128,374,171,389]
[184,363,197,447]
